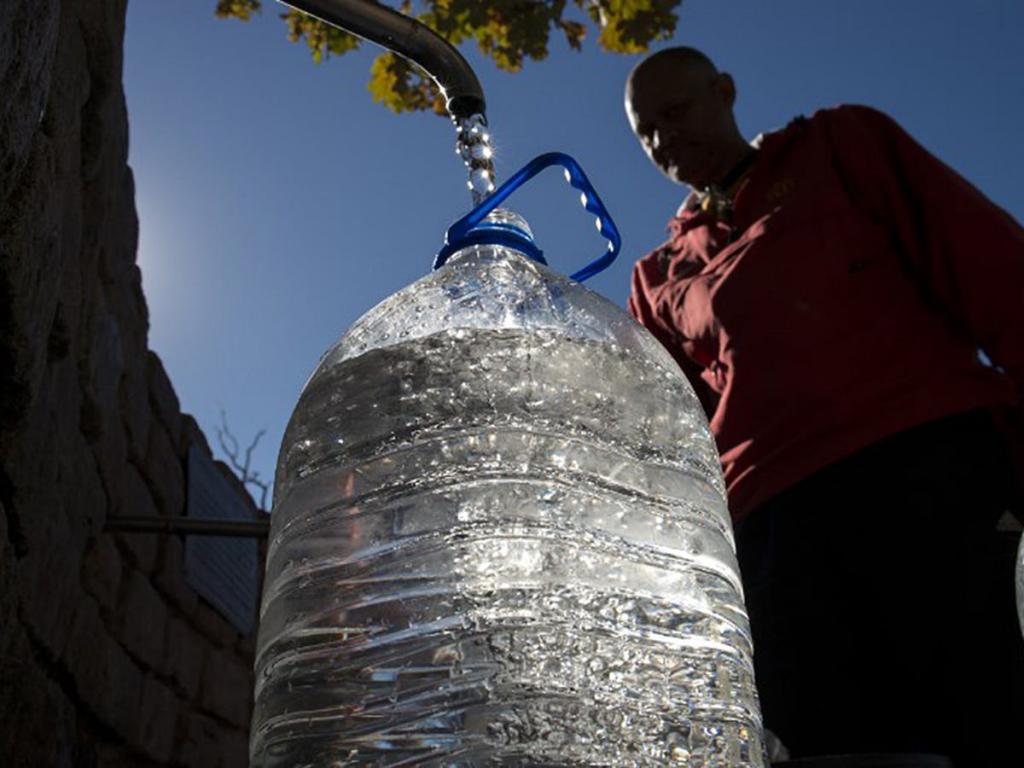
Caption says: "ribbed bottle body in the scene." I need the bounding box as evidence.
[251,249,764,767]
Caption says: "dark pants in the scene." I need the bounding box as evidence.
[735,410,1024,766]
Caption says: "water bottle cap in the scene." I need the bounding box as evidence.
[434,153,620,282]
[434,207,546,269]
[479,208,534,239]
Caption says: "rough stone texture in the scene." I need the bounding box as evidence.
[120,362,151,465]
[155,536,199,620]
[193,600,241,650]
[137,675,180,763]
[175,712,247,768]
[64,596,144,741]
[199,648,254,729]
[115,568,168,670]
[82,533,123,611]
[179,414,212,463]
[114,462,159,572]
[0,2,259,765]
[147,352,182,449]
[143,423,186,518]
[162,616,206,701]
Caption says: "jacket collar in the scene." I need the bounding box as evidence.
[672,131,771,222]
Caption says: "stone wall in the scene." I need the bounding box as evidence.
[1,1,259,765]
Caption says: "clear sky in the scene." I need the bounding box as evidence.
[123,1,1024,507]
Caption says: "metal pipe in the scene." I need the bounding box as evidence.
[105,516,270,538]
[279,0,486,119]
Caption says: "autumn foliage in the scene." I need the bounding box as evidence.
[215,1,681,114]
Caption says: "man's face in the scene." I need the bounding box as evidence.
[626,64,735,188]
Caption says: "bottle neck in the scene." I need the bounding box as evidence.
[435,208,545,270]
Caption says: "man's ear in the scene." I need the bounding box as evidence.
[716,72,737,107]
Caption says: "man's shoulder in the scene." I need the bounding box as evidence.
[787,104,901,141]
[761,103,888,138]
[754,104,903,166]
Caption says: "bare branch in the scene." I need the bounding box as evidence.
[244,428,266,479]
[215,409,272,512]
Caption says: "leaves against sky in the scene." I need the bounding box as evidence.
[216,1,680,114]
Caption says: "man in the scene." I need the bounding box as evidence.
[625,47,1024,765]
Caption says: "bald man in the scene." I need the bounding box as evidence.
[625,47,1024,765]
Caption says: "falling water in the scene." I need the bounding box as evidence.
[456,113,497,204]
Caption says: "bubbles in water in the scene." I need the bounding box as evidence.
[251,251,765,767]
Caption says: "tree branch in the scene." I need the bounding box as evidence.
[215,409,272,512]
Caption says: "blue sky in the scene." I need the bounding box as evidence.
[124,1,1024,506]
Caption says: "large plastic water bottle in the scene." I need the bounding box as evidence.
[251,155,765,767]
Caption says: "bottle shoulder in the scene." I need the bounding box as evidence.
[306,248,684,390]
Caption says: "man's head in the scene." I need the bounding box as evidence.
[625,47,747,188]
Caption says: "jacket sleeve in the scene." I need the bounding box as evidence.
[826,105,1024,513]
[825,104,1024,398]
[628,253,721,418]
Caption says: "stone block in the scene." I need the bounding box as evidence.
[83,295,123,422]
[5,367,74,552]
[235,631,256,660]
[46,300,71,362]
[142,422,184,518]
[154,535,198,619]
[10,388,102,547]
[74,0,128,176]
[180,413,212,462]
[40,351,81,449]
[64,596,143,740]
[78,289,130,506]
[136,675,179,763]
[91,744,149,768]
[145,351,182,448]
[174,711,228,768]
[0,498,7,565]
[81,533,121,611]
[118,364,150,465]
[15,521,82,658]
[114,568,167,670]
[113,462,158,572]
[87,172,138,288]
[105,268,148,399]
[12,456,62,555]
[83,392,128,514]
[193,599,240,650]
[119,461,157,519]
[0,0,60,206]
[0,140,61,432]
[0,564,76,768]
[221,728,250,768]
[107,260,147,344]
[162,615,205,701]
[61,426,108,541]
[199,648,253,729]
[0,651,70,768]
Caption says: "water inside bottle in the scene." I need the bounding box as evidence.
[252,325,765,767]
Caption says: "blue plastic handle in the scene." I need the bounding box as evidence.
[435,152,622,282]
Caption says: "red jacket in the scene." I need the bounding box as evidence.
[629,105,1024,521]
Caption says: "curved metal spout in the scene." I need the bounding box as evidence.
[280,0,486,119]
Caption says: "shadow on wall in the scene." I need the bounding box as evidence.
[1,1,263,765]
